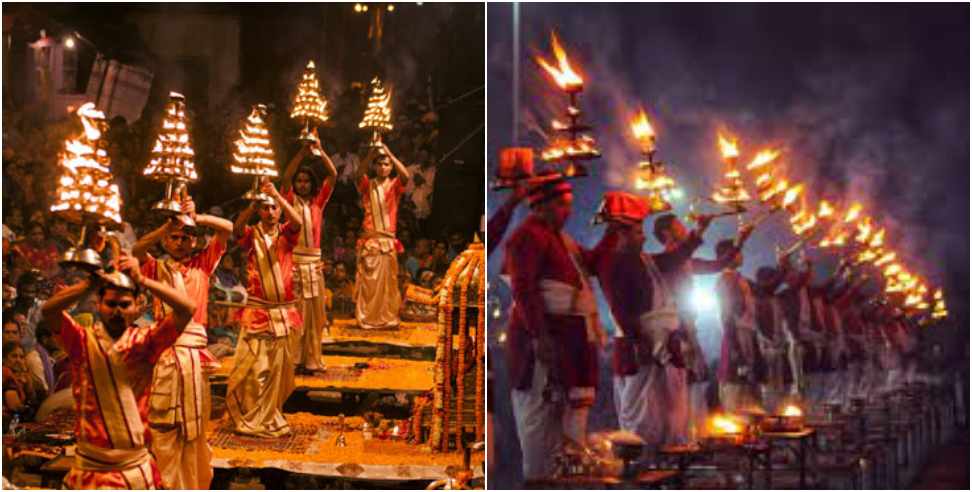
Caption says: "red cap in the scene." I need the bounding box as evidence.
[593,191,651,225]
[527,172,573,207]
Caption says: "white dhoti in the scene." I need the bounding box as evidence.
[148,323,214,489]
[150,427,211,490]
[354,236,401,330]
[614,363,690,448]
[226,330,294,438]
[293,246,327,371]
[511,361,566,481]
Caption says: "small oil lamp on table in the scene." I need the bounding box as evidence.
[762,404,807,433]
[701,414,748,450]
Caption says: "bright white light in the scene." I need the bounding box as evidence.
[670,187,685,200]
[691,286,718,313]
[64,37,76,49]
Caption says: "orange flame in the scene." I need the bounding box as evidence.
[843,203,863,224]
[718,133,739,160]
[874,251,896,267]
[781,183,804,209]
[817,200,835,219]
[630,108,655,141]
[747,148,781,170]
[536,32,583,91]
[709,414,742,435]
[781,405,803,417]
[869,228,885,248]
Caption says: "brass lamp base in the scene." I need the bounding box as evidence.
[152,198,196,228]
[59,247,103,272]
[242,189,274,204]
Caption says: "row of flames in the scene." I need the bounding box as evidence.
[528,31,946,324]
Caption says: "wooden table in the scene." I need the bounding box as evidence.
[760,428,816,489]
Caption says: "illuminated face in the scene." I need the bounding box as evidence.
[51,221,68,238]
[3,321,21,345]
[544,193,574,230]
[97,288,139,339]
[335,263,347,281]
[28,225,45,246]
[4,346,25,372]
[664,218,688,244]
[294,172,314,198]
[161,228,195,260]
[377,157,393,178]
[258,202,281,225]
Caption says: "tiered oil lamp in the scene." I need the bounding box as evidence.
[630,108,676,213]
[291,60,330,145]
[359,76,393,149]
[931,288,948,319]
[143,92,199,227]
[231,104,278,202]
[710,133,751,211]
[49,103,124,271]
[536,32,600,178]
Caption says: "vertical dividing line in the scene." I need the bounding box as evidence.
[512,2,520,146]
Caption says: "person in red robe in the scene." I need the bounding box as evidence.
[12,222,60,280]
[280,132,337,375]
[132,196,232,490]
[228,179,304,438]
[503,175,604,480]
[40,255,197,490]
[354,143,411,330]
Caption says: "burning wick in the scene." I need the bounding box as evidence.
[781,405,803,417]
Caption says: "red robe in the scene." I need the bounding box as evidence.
[503,214,598,391]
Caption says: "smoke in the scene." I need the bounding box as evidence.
[489,3,969,285]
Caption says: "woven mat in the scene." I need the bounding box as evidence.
[209,421,326,454]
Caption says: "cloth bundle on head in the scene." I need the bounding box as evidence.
[593,191,651,226]
[527,172,572,208]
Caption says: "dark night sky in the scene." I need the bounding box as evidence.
[487,3,968,487]
[487,2,968,323]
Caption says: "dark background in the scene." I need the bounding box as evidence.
[486,3,968,488]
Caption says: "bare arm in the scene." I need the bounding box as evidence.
[280,146,311,195]
[357,148,377,183]
[262,180,302,228]
[234,202,257,237]
[41,279,94,321]
[382,143,411,181]
[132,221,175,261]
[119,256,196,328]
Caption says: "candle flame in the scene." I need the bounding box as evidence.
[536,32,583,91]
[718,133,739,160]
